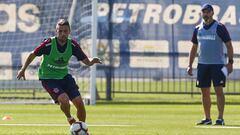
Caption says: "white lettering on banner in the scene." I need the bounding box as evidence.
[232,41,240,54]
[98,3,109,16]
[18,4,40,33]
[130,56,169,68]
[0,52,12,80]
[143,4,162,24]
[231,42,240,69]
[129,40,169,68]
[129,4,145,23]
[0,3,40,33]
[112,3,127,23]
[177,41,197,68]
[129,40,169,52]
[98,3,239,26]
[0,2,238,33]
[212,5,220,20]
[0,4,16,32]
[220,6,236,25]
[177,41,192,53]
[182,5,201,24]
[163,4,182,25]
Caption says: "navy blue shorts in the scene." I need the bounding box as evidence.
[41,74,80,103]
[197,64,226,88]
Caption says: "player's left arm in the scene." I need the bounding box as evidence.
[82,57,102,66]
[72,39,102,66]
[225,41,233,74]
[217,23,234,74]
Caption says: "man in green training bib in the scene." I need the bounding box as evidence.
[17,19,102,125]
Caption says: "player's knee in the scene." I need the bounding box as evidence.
[58,93,70,104]
[215,91,224,97]
[214,87,224,96]
[73,97,85,110]
[77,102,85,110]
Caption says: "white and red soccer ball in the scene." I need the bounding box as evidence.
[70,121,89,135]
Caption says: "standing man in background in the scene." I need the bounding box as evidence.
[17,19,102,125]
[187,3,233,125]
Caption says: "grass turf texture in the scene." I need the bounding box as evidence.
[0,103,240,135]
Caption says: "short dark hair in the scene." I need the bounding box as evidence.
[56,19,71,30]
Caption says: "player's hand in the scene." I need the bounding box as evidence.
[187,66,193,76]
[92,57,102,64]
[226,63,233,75]
[16,69,26,80]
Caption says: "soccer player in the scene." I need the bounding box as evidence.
[187,4,233,125]
[17,19,102,125]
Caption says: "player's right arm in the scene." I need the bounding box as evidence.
[187,27,199,76]
[17,52,36,80]
[217,23,233,74]
[187,44,198,76]
[17,38,51,80]
[71,39,102,66]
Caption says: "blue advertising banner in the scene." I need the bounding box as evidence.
[96,0,240,77]
[0,0,240,78]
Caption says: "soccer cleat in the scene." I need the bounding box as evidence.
[67,117,76,125]
[214,119,225,126]
[196,118,212,125]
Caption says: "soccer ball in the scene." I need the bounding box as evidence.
[70,121,89,135]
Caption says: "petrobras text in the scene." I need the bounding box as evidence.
[0,2,239,33]
[98,3,239,25]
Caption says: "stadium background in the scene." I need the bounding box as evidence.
[0,0,240,102]
[1,1,240,135]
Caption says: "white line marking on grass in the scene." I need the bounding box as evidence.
[195,126,240,129]
[0,123,135,127]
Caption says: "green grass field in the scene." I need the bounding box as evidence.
[1,79,240,135]
[1,102,240,135]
